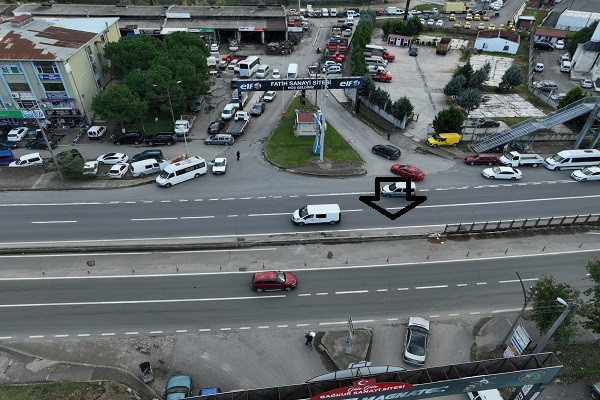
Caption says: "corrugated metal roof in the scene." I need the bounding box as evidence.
[0,17,118,61]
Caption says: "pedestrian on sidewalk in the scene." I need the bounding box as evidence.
[387,131,391,140]
[305,332,313,345]
[236,151,240,161]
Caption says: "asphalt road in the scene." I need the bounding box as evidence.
[0,247,596,339]
[0,175,598,244]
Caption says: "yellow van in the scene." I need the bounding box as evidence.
[473,14,481,21]
[465,13,473,20]
[426,133,461,147]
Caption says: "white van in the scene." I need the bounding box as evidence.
[221,103,238,120]
[365,56,387,67]
[206,56,218,68]
[292,204,341,225]
[381,181,416,197]
[560,60,571,72]
[287,63,299,78]
[9,152,44,167]
[130,158,163,177]
[330,8,337,17]
[87,125,107,140]
[156,156,207,188]
[467,389,503,400]
[543,149,600,170]
[256,64,270,78]
[322,8,329,17]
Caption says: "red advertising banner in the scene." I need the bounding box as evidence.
[312,379,413,400]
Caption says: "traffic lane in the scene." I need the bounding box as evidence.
[1,185,599,242]
[0,250,592,307]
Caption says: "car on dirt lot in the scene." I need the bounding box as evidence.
[252,270,298,292]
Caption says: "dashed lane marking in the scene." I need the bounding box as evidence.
[415,285,448,290]
[336,290,369,294]
[31,220,77,224]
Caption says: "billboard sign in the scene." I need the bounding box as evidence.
[312,380,413,400]
[504,325,531,357]
[238,77,363,92]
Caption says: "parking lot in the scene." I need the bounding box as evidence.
[532,47,593,97]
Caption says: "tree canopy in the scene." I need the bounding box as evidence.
[432,106,465,134]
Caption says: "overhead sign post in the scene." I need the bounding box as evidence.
[237,77,363,92]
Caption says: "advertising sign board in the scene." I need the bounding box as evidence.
[238,77,363,92]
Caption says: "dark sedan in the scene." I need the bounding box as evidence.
[25,139,58,150]
[145,133,177,146]
[207,120,226,134]
[372,144,401,160]
[476,119,500,128]
[0,139,19,150]
[250,102,265,116]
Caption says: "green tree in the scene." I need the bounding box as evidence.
[91,85,148,123]
[390,96,414,120]
[454,61,473,81]
[371,87,391,109]
[531,275,580,347]
[352,47,368,76]
[432,106,465,134]
[444,75,467,97]
[566,21,598,55]
[581,258,600,336]
[499,65,524,92]
[469,65,490,88]
[558,86,586,109]
[360,75,376,97]
[457,88,482,111]
[104,35,166,79]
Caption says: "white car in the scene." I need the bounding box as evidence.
[210,43,219,51]
[83,161,99,176]
[263,91,277,102]
[212,157,227,174]
[272,69,281,79]
[427,19,435,26]
[8,152,43,167]
[550,92,566,102]
[554,39,565,50]
[324,61,341,67]
[482,166,522,180]
[107,163,129,179]
[534,63,544,72]
[234,64,240,74]
[435,20,443,27]
[571,166,600,182]
[227,60,238,70]
[581,79,593,88]
[7,127,29,142]
[419,18,426,24]
[403,317,430,365]
[96,153,129,165]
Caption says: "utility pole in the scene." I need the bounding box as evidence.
[502,272,534,346]
[532,298,575,353]
[31,108,63,180]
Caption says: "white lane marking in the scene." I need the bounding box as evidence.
[54,334,69,338]
[220,328,231,331]
[492,308,522,313]
[179,199,188,202]
[209,198,219,201]
[125,202,136,204]
[499,278,538,283]
[449,313,459,317]
[319,321,347,325]
[101,333,115,336]
[149,331,163,334]
[0,295,286,308]
[470,312,481,315]
[429,315,440,318]
[335,290,369,294]
[456,284,468,287]
[240,327,251,330]
[194,199,202,202]
[343,209,363,212]
[388,318,398,321]
[198,329,211,332]
[297,323,309,327]
[376,289,388,292]
[0,336,12,339]
[131,217,177,221]
[289,195,299,198]
[398,287,409,291]
[258,326,269,329]
[316,293,329,296]
[125,332,138,335]
[307,192,370,197]
[176,330,188,333]
[248,212,292,217]
[257,196,266,199]
[476,282,487,285]
[180,216,214,220]
[240,197,252,200]
[227,215,238,217]
[31,220,77,224]
[354,320,374,323]
[222,198,235,201]
[273,196,282,199]
[29,335,44,338]
[415,285,448,289]
[77,334,90,337]
[277,325,288,328]
[160,200,171,203]
[298,294,311,296]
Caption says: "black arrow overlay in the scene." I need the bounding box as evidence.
[359,177,428,221]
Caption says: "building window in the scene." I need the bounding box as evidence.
[43,82,66,92]
[49,100,74,109]
[503,45,510,51]
[35,62,59,74]
[8,82,30,91]
[16,100,38,109]
[1,65,21,74]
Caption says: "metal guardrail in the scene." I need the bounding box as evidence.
[443,214,600,234]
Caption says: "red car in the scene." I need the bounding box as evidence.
[390,164,425,181]
[252,271,297,292]
[375,10,383,16]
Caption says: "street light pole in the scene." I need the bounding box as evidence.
[501,272,534,346]
[532,297,575,353]
[29,108,63,180]
[156,81,188,157]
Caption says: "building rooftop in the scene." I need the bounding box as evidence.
[534,28,567,38]
[297,112,314,123]
[13,3,285,19]
[0,16,119,61]
[476,30,520,44]
[559,9,600,20]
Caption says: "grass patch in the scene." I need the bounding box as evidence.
[414,4,436,11]
[523,8,549,30]
[265,97,363,167]
[494,116,530,126]
[0,381,144,400]
[129,119,173,137]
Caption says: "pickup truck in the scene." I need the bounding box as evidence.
[363,48,395,61]
[226,111,250,136]
[372,70,392,82]
[499,151,544,167]
[174,115,196,137]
